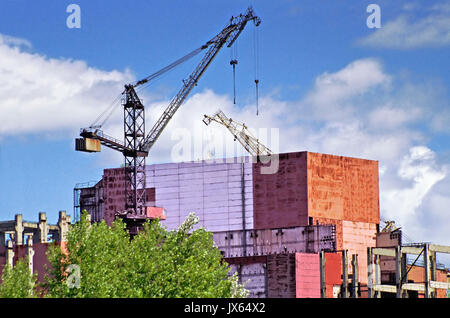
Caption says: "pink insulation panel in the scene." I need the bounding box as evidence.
[342,220,377,285]
[295,253,320,298]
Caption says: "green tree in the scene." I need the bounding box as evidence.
[44,211,248,298]
[0,257,37,298]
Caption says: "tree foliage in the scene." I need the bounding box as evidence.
[42,211,248,298]
[0,257,37,298]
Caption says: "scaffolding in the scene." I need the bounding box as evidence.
[73,181,102,222]
[367,243,450,298]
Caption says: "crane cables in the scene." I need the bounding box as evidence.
[133,46,204,91]
[89,93,122,129]
[253,23,260,115]
[230,41,238,104]
[89,45,205,129]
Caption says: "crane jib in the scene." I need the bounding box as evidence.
[140,9,260,153]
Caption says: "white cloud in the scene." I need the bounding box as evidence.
[0,33,133,139]
[1,33,449,254]
[0,34,32,49]
[301,58,391,121]
[368,105,422,130]
[380,147,446,240]
[357,7,450,49]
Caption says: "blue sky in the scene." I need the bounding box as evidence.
[0,1,449,263]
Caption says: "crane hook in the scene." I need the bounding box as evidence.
[230,59,238,104]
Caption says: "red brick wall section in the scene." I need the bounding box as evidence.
[325,252,342,298]
[307,152,380,224]
[295,253,320,298]
[407,265,448,298]
[252,152,309,229]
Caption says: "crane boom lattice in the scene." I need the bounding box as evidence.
[203,109,272,157]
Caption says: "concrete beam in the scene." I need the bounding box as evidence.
[372,248,395,257]
[429,244,450,254]
[401,246,423,255]
[374,284,397,293]
[22,222,38,229]
[376,283,442,293]
[430,281,450,290]
[402,283,425,292]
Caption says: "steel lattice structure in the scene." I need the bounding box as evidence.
[77,7,261,234]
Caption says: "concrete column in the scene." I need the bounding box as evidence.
[395,246,402,298]
[367,248,373,298]
[430,251,437,298]
[352,254,359,298]
[26,236,34,274]
[401,252,407,298]
[341,250,348,298]
[14,214,24,245]
[6,239,14,267]
[375,254,381,298]
[58,211,69,242]
[320,250,326,298]
[424,243,431,298]
[38,212,48,243]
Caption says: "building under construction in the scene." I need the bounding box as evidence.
[3,7,447,298]
[74,150,450,297]
[0,212,70,283]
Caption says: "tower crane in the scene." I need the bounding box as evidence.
[203,109,272,157]
[75,8,261,235]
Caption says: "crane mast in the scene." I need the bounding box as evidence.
[203,109,272,157]
[76,8,260,234]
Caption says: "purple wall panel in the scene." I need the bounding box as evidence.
[145,158,255,232]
